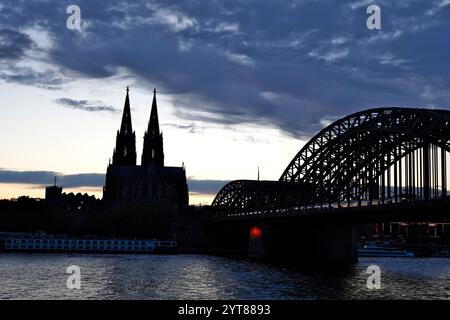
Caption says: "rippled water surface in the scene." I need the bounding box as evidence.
[1,253,450,299]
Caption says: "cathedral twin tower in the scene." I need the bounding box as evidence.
[112,87,164,167]
[103,87,188,208]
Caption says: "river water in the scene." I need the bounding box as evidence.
[0,253,449,299]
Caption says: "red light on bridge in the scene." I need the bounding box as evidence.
[250,226,263,238]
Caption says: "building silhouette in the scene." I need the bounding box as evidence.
[103,87,188,208]
[45,178,98,213]
[45,177,62,203]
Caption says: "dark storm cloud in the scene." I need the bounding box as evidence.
[162,122,205,133]
[0,170,57,185]
[56,98,119,113]
[0,169,227,195]
[187,179,229,195]
[1,0,450,138]
[0,169,104,188]
[58,173,105,188]
[0,66,65,89]
[0,29,34,59]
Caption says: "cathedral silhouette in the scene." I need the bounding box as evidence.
[103,87,188,208]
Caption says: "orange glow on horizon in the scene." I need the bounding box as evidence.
[0,183,215,206]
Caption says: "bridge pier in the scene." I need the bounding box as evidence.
[248,224,357,266]
[248,226,272,260]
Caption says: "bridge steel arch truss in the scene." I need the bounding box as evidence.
[279,108,450,206]
[212,108,450,214]
[211,180,309,214]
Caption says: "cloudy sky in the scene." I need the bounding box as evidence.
[0,0,449,204]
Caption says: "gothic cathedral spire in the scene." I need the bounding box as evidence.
[112,86,137,165]
[142,88,164,167]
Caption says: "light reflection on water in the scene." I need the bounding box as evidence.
[1,253,450,299]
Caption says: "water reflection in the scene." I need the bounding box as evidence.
[0,253,450,299]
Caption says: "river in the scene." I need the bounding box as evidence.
[0,253,449,299]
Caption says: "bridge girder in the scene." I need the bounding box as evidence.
[279,108,450,204]
[212,108,450,213]
[211,180,309,212]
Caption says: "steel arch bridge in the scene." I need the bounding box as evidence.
[212,108,450,217]
[210,180,311,213]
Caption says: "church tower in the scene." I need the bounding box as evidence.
[142,88,164,167]
[112,87,137,165]
[104,87,187,208]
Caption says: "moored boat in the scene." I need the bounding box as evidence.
[358,244,414,257]
[0,234,177,254]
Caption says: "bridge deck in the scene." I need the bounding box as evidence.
[212,199,450,224]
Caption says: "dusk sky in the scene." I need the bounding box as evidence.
[1,0,450,204]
